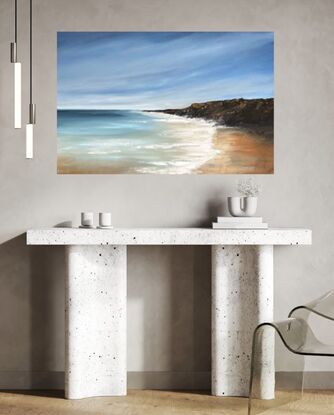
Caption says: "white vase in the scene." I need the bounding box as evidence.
[228,196,258,217]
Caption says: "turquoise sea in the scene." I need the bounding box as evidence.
[57,110,218,174]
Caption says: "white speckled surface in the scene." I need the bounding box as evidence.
[65,245,127,399]
[27,227,312,246]
[27,227,311,399]
[212,245,274,398]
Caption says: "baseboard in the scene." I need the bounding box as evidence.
[128,371,211,390]
[0,371,333,390]
[0,371,64,390]
[276,371,334,390]
[0,371,211,390]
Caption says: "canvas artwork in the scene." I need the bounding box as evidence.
[57,32,274,174]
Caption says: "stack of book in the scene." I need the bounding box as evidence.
[212,216,268,229]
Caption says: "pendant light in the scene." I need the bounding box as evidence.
[26,0,35,159]
[10,0,21,129]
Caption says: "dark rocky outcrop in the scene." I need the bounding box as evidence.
[150,98,274,139]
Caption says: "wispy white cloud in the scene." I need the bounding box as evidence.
[58,32,273,109]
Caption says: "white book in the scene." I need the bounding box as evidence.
[212,222,268,229]
[217,216,263,223]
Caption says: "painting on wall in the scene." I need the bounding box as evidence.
[57,32,274,174]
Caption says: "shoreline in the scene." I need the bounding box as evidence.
[146,111,274,174]
[57,111,218,174]
[58,126,273,174]
[57,109,273,174]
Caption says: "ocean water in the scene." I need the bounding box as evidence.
[57,110,218,174]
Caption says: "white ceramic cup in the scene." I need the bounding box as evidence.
[99,212,112,227]
[81,212,94,227]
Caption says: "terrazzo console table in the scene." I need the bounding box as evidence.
[27,228,311,399]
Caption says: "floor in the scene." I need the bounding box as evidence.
[0,390,333,415]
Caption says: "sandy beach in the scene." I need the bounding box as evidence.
[58,126,273,174]
[196,127,273,174]
[57,156,138,174]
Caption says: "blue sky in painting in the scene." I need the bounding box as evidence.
[57,32,274,110]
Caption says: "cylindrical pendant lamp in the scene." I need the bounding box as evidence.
[26,0,35,159]
[10,0,21,129]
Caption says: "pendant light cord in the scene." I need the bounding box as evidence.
[30,0,32,105]
[14,0,17,43]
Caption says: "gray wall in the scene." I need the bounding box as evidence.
[0,0,334,388]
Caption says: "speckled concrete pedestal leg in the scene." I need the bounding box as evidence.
[65,245,127,399]
[212,245,274,398]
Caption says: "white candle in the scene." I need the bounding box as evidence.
[99,212,112,227]
[81,212,94,227]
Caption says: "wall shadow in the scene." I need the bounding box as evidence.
[168,245,211,390]
[0,234,31,374]
[188,196,228,228]
[29,242,65,387]
[0,232,65,391]
[127,243,211,389]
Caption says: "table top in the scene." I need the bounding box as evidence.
[26,228,312,246]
